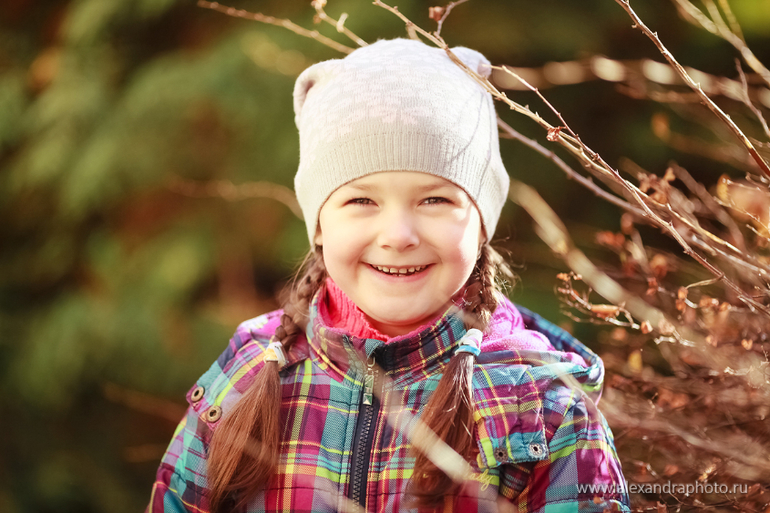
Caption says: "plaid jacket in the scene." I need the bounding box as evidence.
[148,291,630,512]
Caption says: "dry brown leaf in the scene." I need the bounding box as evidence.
[428,6,445,21]
[547,126,563,141]
[650,254,669,278]
[592,304,621,318]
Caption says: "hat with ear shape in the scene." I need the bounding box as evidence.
[292,38,509,245]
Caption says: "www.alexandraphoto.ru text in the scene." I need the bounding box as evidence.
[578,481,751,495]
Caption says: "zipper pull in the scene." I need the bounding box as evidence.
[363,356,375,406]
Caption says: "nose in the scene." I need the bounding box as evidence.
[376,208,420,251]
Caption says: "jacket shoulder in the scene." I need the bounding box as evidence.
[215,309,284,371]
[182,310,286,431]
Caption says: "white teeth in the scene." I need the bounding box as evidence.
[372,264,427,275]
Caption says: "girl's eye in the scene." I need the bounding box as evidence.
[423,197,450,205]
[346,197,374,206]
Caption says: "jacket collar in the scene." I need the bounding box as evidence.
[299,283,603,404]
[304,282,467,379]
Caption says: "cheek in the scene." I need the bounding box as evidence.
[446,217,482,260]
[321,235,361,284]
[442,215,482,283]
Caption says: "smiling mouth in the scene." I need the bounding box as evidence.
[370,264,430,276]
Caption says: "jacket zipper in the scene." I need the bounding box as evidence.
[348,353,380,511]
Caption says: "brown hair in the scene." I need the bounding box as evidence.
[207,244,513,512]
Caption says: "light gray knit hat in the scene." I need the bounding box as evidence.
[293,38,509,244]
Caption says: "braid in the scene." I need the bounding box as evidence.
[277,249,327,347]
[462,244,514,331]
[209,250,327,512]
[408,243,514,507]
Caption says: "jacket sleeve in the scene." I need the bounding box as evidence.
[146,408,212,513]
[502,391,630,513]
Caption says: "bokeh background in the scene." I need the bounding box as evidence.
[2,0,770,511]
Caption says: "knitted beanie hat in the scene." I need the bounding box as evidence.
[293,38,509,244]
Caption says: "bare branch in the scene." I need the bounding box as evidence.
[735,60,770,142]
[431,0,470,38]
[168,177,303,219]
[497,117,647,217]
[670,162,748,252]
[311,0,368,47]
[672,0,770,87]
[601,398,770,475]
[103,382,186,423]
[617,0,770,177]
[509,179,700,345]
[717,0,745,41]
[373,0,448,46]
[651,114,760,174]
[197,1,354,54]
[493,64,579,140]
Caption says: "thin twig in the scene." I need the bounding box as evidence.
[497,117,647,217]
[717,0,744,41]
[670,162,747,252]
[601,399,770,474]
[735,60,770,141]
[617,0,770,177]
[703,0,732,40]
[103,382,186,423]
[494,65,579,140]
[495,56,770,110]
[197,1,354,54]
[688,235,770,286]
[654,121,759,175]
[311,0,368,47]
[509,179,700,345]
[434,0,470,37]
[684,277,721,290]
[672,0,770,88]
[489,63,664,224]
[168,177,303,219]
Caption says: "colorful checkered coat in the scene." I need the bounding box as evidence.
[148,290,630,512]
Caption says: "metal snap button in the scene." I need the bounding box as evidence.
[191,386,205,403]
[529,443,543,456]
[205,405,222,423]
[494,448,507,461]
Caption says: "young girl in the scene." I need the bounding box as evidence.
[148,39,630,513]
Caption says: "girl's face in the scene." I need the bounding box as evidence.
[316,171,484,337]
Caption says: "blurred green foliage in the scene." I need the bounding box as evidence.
[1,0,769,511]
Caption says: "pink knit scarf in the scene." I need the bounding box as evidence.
[318,278,557,352]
